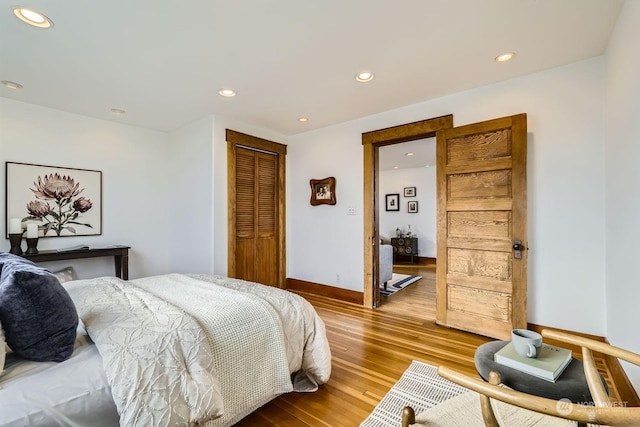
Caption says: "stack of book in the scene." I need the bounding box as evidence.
[494,342,573,382]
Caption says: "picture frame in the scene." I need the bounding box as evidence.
[404,186,416,197]
[5,162,103,238]
[408,200,419,213]
[310,176,336,206]
[385,193,400,211]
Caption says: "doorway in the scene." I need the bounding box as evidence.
[363,113,528,341]
[377,138,437,316]
[362,115,453,308]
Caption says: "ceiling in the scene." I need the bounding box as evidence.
[0,0,624,136]
[379,138,435,171]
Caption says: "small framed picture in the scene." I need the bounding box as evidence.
[404,187,416,197]
[310,177,336,206]
[408,201,418,213]
[385,194,400,211]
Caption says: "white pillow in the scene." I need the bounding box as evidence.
[0,320,6,378]
[52,266,78,284]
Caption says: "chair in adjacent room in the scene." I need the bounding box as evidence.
[379,244,393,290]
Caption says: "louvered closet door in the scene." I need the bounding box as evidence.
[235,147,278,287]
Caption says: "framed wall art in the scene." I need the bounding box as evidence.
[310,176,336,206]
[408,200,419,213]
[385,193,400,211]
[404,187,416,197]
[5,162,103,238]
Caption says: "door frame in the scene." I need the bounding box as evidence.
[227,129,287,288]
[362,115,453,307]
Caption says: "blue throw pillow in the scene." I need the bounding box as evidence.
[0,253,78,362]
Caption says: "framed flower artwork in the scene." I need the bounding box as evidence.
[5,162,102,238]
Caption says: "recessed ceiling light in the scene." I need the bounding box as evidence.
[13,7,53,28]
[355,72,375,83]
[110,108,126,115]
[405,152,414,156]
[1,80,23,89]
[495,52,515,62]
[298,117,308,122]
[218,89,236,97]
[393,166,399,169]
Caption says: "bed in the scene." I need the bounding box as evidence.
[0,253,332,426]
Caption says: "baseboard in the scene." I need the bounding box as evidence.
[529,323,640,406]
[418,256,436,266]
[393,256,436,266]
[286,278,364,305]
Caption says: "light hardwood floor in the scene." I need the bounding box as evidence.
[237,264,622,426]
[377,262,437,320]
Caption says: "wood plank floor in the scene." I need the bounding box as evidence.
[237,264,622,426]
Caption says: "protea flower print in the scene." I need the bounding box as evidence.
[73,197,92,213]
[31,173,82,200]
[24,173,94,236]
[26,200,51,218]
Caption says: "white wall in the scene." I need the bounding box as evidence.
[605,0,640,392]
[167,115,215,273]
[0,98,171,279]
[288,57,607,335]
[287,120,365,291]
[379,167,437,257]
[165,114,287,277]
[0,99,287,280]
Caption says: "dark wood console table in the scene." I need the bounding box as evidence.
[21,245,131,280]
[391,237,418,264]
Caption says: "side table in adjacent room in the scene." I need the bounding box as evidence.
[390,237,418,264]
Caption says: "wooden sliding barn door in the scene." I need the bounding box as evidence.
[436,114,527,340]
[227,130,286,288]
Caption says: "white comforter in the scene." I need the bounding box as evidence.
[65,274,332,427]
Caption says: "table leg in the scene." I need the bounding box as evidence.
[114,256,122,279]
[114,254,129,280]
[121,254,129,280]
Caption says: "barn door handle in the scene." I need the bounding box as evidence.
[513,240,523,259]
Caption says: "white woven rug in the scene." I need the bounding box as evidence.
[360,361,468,427]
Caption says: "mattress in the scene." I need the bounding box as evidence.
[0,325,118,427]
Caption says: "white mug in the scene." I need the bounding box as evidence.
[512,329,542,358]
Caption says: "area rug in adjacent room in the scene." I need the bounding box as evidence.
[380,273,422,296]
[360,361,467,427]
